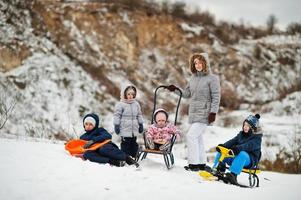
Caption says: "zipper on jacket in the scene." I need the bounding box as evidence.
[131,103,134,137]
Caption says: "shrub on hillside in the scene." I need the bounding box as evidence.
[260,127,301,174]
[0,84,19,130]
[286,22,301,35]
[218,115,240,128]
[220,86,241,110]
[214,22,240,44]
[188,8,215,26]
[278,80,301,101]
[170,1,186,19]
[253,44,262,59]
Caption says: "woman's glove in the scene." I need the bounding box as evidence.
[208,113,216,124]
[166,85,177,92]
[138,124,144,133]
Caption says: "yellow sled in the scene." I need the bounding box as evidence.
[199,145,261,187]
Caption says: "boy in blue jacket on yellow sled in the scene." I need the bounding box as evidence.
[211,114,262,185]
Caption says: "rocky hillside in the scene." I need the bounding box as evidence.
[1,0,301,139]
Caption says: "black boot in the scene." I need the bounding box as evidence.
[199,164,213,171]
[203,165,214,173]
[125,155,140,168]
[109,160,125,167]
[225,172,238,185]
[184,164,200,171]
[216,162,226,173]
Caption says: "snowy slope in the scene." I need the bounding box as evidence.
[0,51,117,138]
[0,138,300,200]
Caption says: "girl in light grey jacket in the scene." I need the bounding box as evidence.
[113,85,144,158]
[167,52,220,171]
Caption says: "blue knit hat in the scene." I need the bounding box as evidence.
[245,114,260,130]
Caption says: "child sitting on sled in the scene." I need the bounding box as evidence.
[146,108,181,151]
[79,113,138,167]
[211,113,262,185]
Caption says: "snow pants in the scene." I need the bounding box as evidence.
[121,137,138,158]
[212,151,251,175]
[83,142,126,164]
[186,123,207,165]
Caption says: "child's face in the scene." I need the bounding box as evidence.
[126,89,135,100]
[84,122,95,131]
[194,58,204,72]
[156,112,167,128]
[243,122,251,133]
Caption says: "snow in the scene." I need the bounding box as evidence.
[62,20,85,50]
[180,23,204,36]
[231,37,301,103]
[261,91,301,116]
[120,12,134,27]
[0,138,300,200]
[0,51,115,139]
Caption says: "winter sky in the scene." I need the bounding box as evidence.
[174,0,301,30]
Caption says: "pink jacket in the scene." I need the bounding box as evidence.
[146,123,180,143]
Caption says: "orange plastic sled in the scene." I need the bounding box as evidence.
[65,139,111,156]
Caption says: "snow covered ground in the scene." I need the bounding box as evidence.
[0,138,300,200]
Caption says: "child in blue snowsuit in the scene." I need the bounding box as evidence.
[80,113,138,167]
[212,114,262,185]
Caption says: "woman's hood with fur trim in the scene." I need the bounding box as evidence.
[199,52,211,72]
[190,52,212,74]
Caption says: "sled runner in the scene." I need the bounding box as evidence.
[136,85,182,169]
[65,139,111,156]
[199,145,261,188]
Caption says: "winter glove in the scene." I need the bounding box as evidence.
[208,113,216,124]
[114,125,120,134]
[230,146,240,155]
[166,85,177,92]
[216,144,226,152]
[138,123,144,133]
[83,140,94,149]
